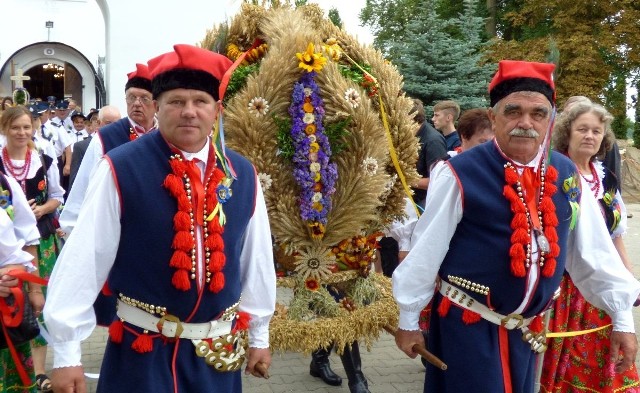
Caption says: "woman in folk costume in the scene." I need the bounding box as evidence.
[540,101,640,392]
[200,4,420,393]
[0,168,41,393]
[44,44,276,393]
[0,105,63,392]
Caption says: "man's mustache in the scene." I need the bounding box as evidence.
[509,128,539,138]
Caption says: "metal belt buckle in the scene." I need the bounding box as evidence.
[500,313,524,329]
[156,314,184,339]
[521,328,548,353]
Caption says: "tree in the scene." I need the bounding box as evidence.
[328,8,343,29]
[635,81,640,147]
[391,0,494,111]
[359,0,422,59]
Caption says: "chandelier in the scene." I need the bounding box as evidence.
[43,63,64,78]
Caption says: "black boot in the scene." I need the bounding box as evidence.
[340,341,370,393]
[310,345,342,386]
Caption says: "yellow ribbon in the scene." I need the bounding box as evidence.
[341,52,420,218]
[546,324,611,338]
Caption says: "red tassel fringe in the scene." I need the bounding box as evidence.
[511,227,530,244]
[542,258,556,277]
[437,297,452,317]
[131,332,154,353]
[462,309,482,325]
[511,213,528,230]
[163,174,184,197]
[233,311,251,333]
[505,167,519,184]
[173,211,191,231]
[170,250,192,270]
[109,320,124,343]
[169,159,186,177]
[172,270,191,291]
[208,251,226,272]
[210,272,225,293]
[172,231,195,251]
[546,166,558,182]
[510,258,526,277]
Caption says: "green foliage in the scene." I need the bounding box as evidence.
[359,0,422,59]
[391,0,493,111]
[274,115,294,160]
[323,117,351,156]
[328,8,343,29]
[223,63,260,104]
[604,72,628,139]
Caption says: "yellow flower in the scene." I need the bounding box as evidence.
[323,38,343,61]
[309,142,320,153]
[314,172,321,182]
[313,201,323,211]
[296,43,327,73]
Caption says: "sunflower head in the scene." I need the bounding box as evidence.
[296,43,327,73]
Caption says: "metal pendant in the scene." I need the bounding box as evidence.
[535,230,550,254]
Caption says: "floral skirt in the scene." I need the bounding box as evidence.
[540,274,640,392]
[32,234,60,348]
[0,342,36,393]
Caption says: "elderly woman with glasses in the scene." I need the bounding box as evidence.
[540,101,639,393]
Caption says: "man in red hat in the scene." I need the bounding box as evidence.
[392,60,639,392]
[44,44,276,393]
[60,64,157,236]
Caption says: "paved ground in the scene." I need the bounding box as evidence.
[46,203,640,392]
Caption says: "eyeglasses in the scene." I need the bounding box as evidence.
[125,95,153,105]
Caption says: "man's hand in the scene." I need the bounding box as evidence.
[245,347,271,379]
[51,366,86,393]
[610,331,638,373]
[395,328,424,359]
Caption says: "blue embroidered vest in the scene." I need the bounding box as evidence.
[98,117,132,154]
[442,142,577,317]
[106,131,256,322]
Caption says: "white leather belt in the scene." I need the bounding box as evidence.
[116,300,233,340]
[439,281,534,330]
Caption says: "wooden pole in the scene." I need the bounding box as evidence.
[384,325,447,370]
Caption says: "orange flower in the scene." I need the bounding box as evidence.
[303,102,314,113]
[305,124,316,135]
[37,180,46,191]
[312,201,323,212]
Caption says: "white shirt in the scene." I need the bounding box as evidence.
[0,209,35,268]
[3,175,40,248]
[44,141,276,368]
[385,197,419,252]
[43,119,72,157]
[393,152,640,333]
[59,117,153,234]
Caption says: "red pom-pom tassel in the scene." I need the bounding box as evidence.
[173,211,191,231]
[172,270,191,291]
[172,231,195,251]
[177,195,191,212]
[511,258,526,277]
[529,315,544,334]
[209,251,226,272]
[510,213,528,230]
[511,227,530,244]
[539,197,555,213]
[131,332,154,353]
[169,159,186,177]
[505,168,519,184]
[163,174,184,197]
[233,311,251,333]
[437,297,452,317]
[546,165,558,182]
[209,272,225,293]
[544,183,557,196]
[542,258,556,277]
[509,243,525,260]
[544,227,558,243]
[548,243,560,258]
[462,309,482,325]
[109,319,124,343]
[503,186,518,203]
[170,250,192,270]
[205,233,224,251]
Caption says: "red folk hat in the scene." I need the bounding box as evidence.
[488,60,556,107]
[125,63,152,93]
[147,44,233,101]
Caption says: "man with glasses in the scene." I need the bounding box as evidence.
[60,64,156,237]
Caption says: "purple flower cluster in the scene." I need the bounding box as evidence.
[288,71,338,225]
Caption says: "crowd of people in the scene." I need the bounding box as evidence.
[0,46,639,393]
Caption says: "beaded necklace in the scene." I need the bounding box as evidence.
[503,161,560,278]
[579,162,600,195]
[1,147,32,192]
